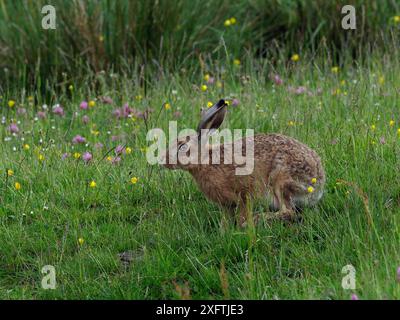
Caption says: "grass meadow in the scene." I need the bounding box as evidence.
[0,0,400,300]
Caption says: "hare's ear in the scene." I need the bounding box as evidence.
[197,99,227,138]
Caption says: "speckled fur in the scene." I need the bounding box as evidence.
[162,107,325,226]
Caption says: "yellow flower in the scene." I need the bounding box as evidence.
[106,156,113,162]
[135,95,143,101]
[207,101,213,108]
[397,128,400,135]
[378,76,385,85]
[331,66,339,73]
[164,103,171,110]
[89,180,97,188]
[307,186,314,193]
[201,84,207,92]
[8,100,15,108]
[99,35,104,42]
[311,178,317,184]
[333,88,341,96]
[130,177,138,184]
[91,129,100,136]
[389,120,395,127]
[340,80,346,86]
[68,85,74,91]
[89,100,96,107]
[78,238,85,245]
[27,96,34,102]
[370,124,376,131]
[393,15,400,23]
[23,144,30,151]
[7,169,14,177]
[291,54,300,62]
[126,147,132,154]
[230,17,237,25]
[73,152,81,159]
[15,182,21,190]
[233,59,241,66]
[204,74,210,82]
[288,120,295,126]
[216,81,223,88]
[224,19,231,27]
[38,154,45,161]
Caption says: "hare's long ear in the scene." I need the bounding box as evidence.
[197,99,227,139]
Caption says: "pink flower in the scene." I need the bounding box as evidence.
[173,111,182,118]
[272,74,283,85]
[82,115,90,124]
[232,98,240,107]
[82,152,93,163]
[295,86,307,95]
[112,156,121,165]
[8,123,19,134]
[72,135,86,144]
[111,135,120,142]
[351,294,359,300]
[53,105,64,116]
[122,103,133,117]
[115,145,125,155]
[61,153,69,160]
[101,96,113,104]
[94,142,104,149]
[112,108,122,119]
[207,77,215,84]
[37,111,47,119]
[80,101,88,110]
[17,108,27,115]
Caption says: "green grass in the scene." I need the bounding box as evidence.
[0,51,400,299]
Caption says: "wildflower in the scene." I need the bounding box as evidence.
[233,59,241,66]
[291,54,300,62]
[216,81,223,88]
[307,186,314,193]
[115,145,125,155]
[135,95,143,101]
[8,123,19,134]
[393,15,400,23]
[288,120,295,126]
[27,96,34,102]
[37,111,46,119]
[17,108,27,115]
[72,135,86,144]
[370,124,376,131]
[68,85,74,91]
[61,153,69,160]
[272,74,283,85]
[397,128,400,135]
[230,17,237,25]
[164,103,171,110]
[224,19,231,27]
[38,154,45,161]
[53,104,65,116]
[201,85,207,92]
[7,169,14,176]
[14,182,21,190]
[173,111,182,118]
[130,177,138,184]
[80,101,88,110]
[23,144,30,151]
[311,178,317,184]
[89,100,96,108]
[78,238,85,245]
[331,66,339,73]
[204,74,210,82]
[378,76,385,85]
[73,152,81,159]
[389,120,395,127]
[94,142,104,149]
[350,294,359,300]
[332,88,341,95]
[99,35,104,42]
[340,80,346,86]
[231,98,240,107]
[207,101,213,108]
[126,147,132,154]
[112,156,121,165]
[89,180,97,188]
[8,100,15,108]
[82,115,90,124]
[82,152,93,163]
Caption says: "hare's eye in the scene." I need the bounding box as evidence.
[179,143,188,152]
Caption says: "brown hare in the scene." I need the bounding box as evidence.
[162,99,325,226]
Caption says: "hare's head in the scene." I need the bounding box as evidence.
[162,99,227,170]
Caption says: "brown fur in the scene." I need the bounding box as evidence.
[162,101,325,226]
